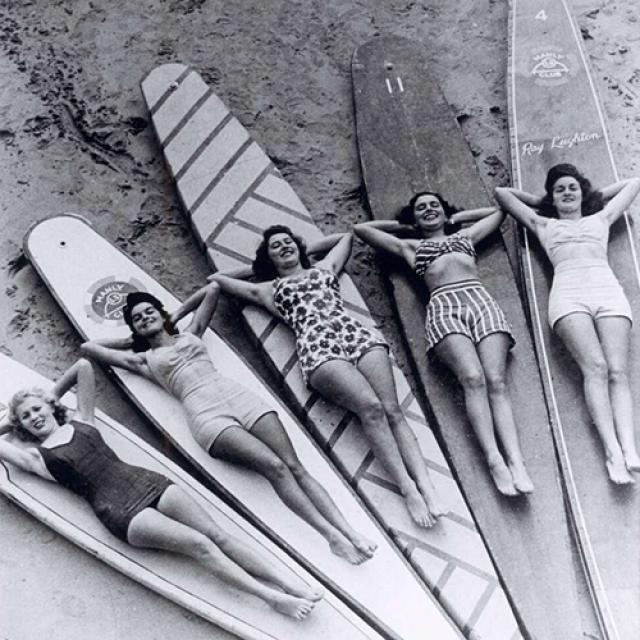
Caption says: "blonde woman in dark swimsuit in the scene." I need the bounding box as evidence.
[354,192,533,496]
[496,164,640,484]
[210,226,448,529]
[0,359,320,619]
[81,284,375,564]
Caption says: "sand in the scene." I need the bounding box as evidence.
[1,0,638,637]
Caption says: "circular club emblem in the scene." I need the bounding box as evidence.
[526,46,577,87]
[85,277,147,324]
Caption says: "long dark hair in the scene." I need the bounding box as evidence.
[539,163,604,218]
[397,191,461,234]
[252,225,311,281]
[122,291,178,353]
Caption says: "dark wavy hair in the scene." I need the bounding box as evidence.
[122,291,178,353]
[252,225,311,281]
[539,163,604,218]
[7,387,68,442]
[396,191,461,234]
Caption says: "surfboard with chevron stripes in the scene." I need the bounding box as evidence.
[507,1,640,638]
[142,63,521,640]
[351,35,600,640]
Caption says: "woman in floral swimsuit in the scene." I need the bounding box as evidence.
[354,192,533,496]
[211,225,447,528]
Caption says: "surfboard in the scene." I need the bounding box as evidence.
[24,214,463,640]
[0,354,385,640]
[141,63,521,640]
[351,35,602,640]
[506,2,640,639]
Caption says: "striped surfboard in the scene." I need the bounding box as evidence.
[141,64,521,639]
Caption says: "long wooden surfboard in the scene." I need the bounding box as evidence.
[0,354,384,640]
[142,63,520,640]
[351,36,600,640]
[24,214,461,640]
[507,2,640,639]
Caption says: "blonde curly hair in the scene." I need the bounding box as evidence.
[7,387,68,441]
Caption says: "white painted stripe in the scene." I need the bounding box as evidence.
[153,72,209,142]
[254,174,310,217]
[178,118,250,211]
[165,93,229,176]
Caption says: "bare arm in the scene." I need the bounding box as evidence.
[207,264,254,281]
[208,273,276,313]
[599,178,640,225]
[306,232,347,257]
[459,208,506,244]
[80,340,149,376]
[314,233,353,274]
[353,221,414,264]
[51,358,96,424]
[449,207,499,225]
[171,282,220,338]
[0,438,52,479]
[494,187,545,234]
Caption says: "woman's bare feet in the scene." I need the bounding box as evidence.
[271,593,316,620]
[345,530,377,558]
[417,481,449,518]
[509,461,534,494]
[606,455,635,485]
[405,489,436,528]
[488,459,518,496]
[623,450,640,473]
[328,533,371,564]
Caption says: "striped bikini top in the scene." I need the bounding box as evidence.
[414,233,476,276]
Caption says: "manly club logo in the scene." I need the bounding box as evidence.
[85,277,147,324]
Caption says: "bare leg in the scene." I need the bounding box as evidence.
[434,334,516,496]
[555,313,633,484]
[127,488,317,618]
[477,333,533,493]
[310,359,435,528]
[250,413,377,557]
[212,425,368,564]
[356,348,449,517]
[595,316,640,471]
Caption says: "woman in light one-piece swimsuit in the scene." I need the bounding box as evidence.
[82,286,376,565]
[496,163,640,484]
[354,192,532,497]
[0,358,320,619]
[211,225,449,530]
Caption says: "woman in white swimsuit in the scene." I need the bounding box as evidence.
[495,163,640,484]
[81,284,376,564]
[354,192,532,496]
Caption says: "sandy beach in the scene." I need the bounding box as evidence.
[1,0,639,637]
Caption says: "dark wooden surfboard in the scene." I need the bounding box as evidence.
[141,63,519,640]
[352,35,599,640]
[507,2,640,639]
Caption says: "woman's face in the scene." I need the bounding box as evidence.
[413,194,446,230]
[552,176,582,214]
[130,302,164,336]
[267,232,300,272]
[15,395,58,439]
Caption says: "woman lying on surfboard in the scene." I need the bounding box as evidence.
[209,225,448,528]
[354,193,533,497]
[0,359,321,619]
[81,285,376,564]
[495,164,640,484]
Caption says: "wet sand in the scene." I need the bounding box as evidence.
[1,0,639,636]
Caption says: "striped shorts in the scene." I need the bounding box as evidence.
[425,280,515,352]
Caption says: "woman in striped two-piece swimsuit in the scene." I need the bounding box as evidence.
[354,192,533,496]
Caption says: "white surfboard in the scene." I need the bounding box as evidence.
[24,214,462,640]
[0,354,385,640]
